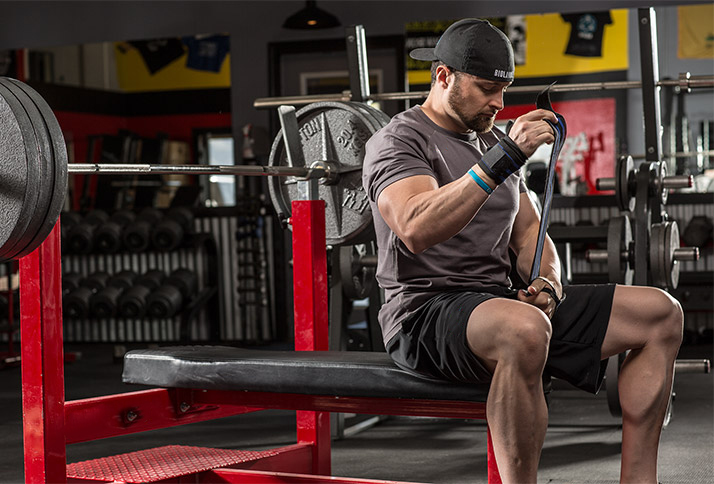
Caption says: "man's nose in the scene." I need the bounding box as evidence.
[489,92,505,111]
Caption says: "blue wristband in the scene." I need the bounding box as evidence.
[467,168,493,195]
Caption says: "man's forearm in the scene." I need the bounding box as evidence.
[516,236,562,295]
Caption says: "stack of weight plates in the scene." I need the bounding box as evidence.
[0,77,68,262]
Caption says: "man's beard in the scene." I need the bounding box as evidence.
[447,80,495,133]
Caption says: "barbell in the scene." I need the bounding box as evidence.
[0,77,389,262]
[253,73,714,109]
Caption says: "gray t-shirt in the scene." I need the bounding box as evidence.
[362,106,527,344]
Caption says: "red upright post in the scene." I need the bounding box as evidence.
[291,199,331,475]
[20,222,67,483]
[487,426,502,484]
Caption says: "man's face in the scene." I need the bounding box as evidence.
[446,71,510,133]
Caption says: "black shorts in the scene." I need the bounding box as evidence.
[385,284,617,394]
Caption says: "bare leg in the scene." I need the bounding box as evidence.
[466,299,552,483]
[601,286,683,484]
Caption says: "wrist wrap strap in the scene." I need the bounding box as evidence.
[477,136,528,184]
[528,82,568,285]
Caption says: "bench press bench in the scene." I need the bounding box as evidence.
[22,199,503,483]
[115,345,498,483]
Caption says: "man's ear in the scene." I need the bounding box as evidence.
[435,65,451,88]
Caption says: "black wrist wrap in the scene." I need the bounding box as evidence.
[477,136,528,184]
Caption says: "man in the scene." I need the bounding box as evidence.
[362,19,682,484]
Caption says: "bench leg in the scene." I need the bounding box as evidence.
[297,410,331,475]
[20,223,67,483]
[292,199,331,474]
[487,425,502,484]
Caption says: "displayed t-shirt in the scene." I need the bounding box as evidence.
[362,106,526,344]
[128,38,185,74]
[561,12,613,57]
[182,35,230,72]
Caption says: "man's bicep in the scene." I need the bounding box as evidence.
[377,175,438,238]
[509,191,541,254]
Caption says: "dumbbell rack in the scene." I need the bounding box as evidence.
[61,232,220,344]
[0,262,20,367]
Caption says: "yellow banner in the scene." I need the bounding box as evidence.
[407,10,628,85]
[114,39,231,92]
[678,4,714,59]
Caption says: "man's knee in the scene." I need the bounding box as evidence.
[650,288,684,348]
[496,307,552,373]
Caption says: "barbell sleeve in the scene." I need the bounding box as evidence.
[359,254,378,268]
[596,178,617,191]
[585,249,625,263]
[673,247,699,261]
[662,175,694,189]
[675,359,711,373]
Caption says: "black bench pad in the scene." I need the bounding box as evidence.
[122,346,489,402]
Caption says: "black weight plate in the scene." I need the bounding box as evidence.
[616,155,635,212]
[657,161,668,206]
[0,78,55,259]
[649,223,666,288]
[0,82,42,261]
[664,220,679,289]
[0,91,29,261]
[4,78,68,258]
[268,101,379,246]
[339,241,377,300]
[607,214,633,285]
[362,104,392,127]
[352,103,382,133]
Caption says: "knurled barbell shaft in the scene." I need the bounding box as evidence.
[67,163,327,179]
[253,74,714,109]
[596,173,693,191]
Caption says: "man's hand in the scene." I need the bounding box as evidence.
[508,109,558,157]
[517,276,563,319]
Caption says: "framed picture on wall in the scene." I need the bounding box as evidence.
[299,69,383,97]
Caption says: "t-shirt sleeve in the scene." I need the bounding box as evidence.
[518,173,528,193]
[363,129,435,204]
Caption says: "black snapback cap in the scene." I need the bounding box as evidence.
[410,19,515,82]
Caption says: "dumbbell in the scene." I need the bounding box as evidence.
[596,156,693,212]
[64,271,110,318]
[152,207,194,251]
[65,210,109,254]
[122,208,162,253]
[146,269,197,318]
[94,210,136,254]
[89,271,138,318]
[0,293,19,322]
[585,217,699,289]
[60,212,82,249]
[62,272,83,293]
[118,270,166,318]
[682,215,713,248]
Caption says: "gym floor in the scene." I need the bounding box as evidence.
[0,342,711,483]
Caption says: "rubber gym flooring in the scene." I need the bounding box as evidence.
[0,342,710,483]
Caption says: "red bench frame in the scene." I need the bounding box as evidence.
[19,199,501,483]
